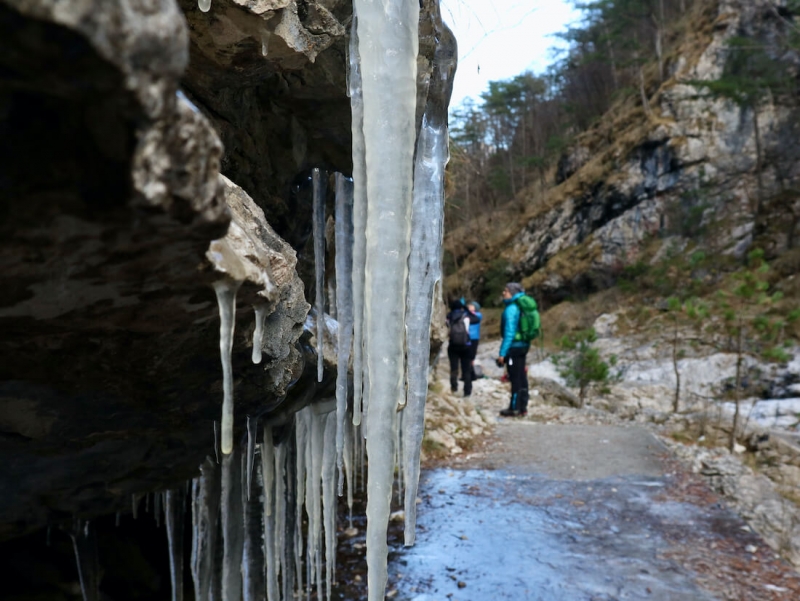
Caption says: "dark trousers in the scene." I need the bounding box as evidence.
[448,343,473,396]
[469,339,479,378]
[506,347,529,412]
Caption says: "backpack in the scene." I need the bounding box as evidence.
[449,310,471,345]
[513,295,540,342]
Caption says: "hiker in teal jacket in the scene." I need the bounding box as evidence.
[497,282,530,417]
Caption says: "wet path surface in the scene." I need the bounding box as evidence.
[388,424,800,601]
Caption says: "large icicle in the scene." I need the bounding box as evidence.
[261,427,280,601]
[242,450,265,601]
[334,173,354,493]
[402,121,451,544]
[191,459,220,601]
[355,0,420,598]
[312,168,327,383]
[165,489,186,601]
[70,521,99,601]
[402,21,456,545]
[321,412,338,601]
[349,10,368,428]
[213,279,242,455]
[221,448,244,601]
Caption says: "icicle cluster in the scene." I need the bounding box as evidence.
[143,3,451,600]
[110,415,366,601]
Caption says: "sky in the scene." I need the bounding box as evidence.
[440,0,582,110]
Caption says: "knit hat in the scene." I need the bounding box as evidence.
[468,301,481,310]
[505,282,524,296]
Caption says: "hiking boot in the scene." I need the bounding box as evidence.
[499,408,520,417]
[519,410,527,417]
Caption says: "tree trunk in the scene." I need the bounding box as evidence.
[752,104,765,216]
[729,323,743,453]
[639,66,652,117]
[672,318,681,413]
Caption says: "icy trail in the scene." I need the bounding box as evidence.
[354,0,420,597]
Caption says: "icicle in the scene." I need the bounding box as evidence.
[214,279,242,455]
[402,21,455,543]
[306,408,326,601]
[261,30,271,57]
[132,494,139,520]
[242,449,265,601]
[252,305,268,364]
[70,520,99,601]
[155,491,162,528]
[246,415,258,500]
[191,459,220,601]
[355,0,420,597]
[294,412,308,595]
[312,168,327,383]
[334,174,354,495]
[46,524,51,546]
[321,413,338,601]
[165,490,186,601]
[213,421,220,464]
[349,9,367,428]
[115,512,120,527]
[198,0,211,13]
[343,421,354,527]
[221,449,243,601]
[261,427,280,601]
[274,441,289,601]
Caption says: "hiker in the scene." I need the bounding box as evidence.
[497,283,539,417]
[447,299,480,397]
[466,301,482,379]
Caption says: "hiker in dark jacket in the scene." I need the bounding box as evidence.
[497,283,530,416]
[446,298,480,397]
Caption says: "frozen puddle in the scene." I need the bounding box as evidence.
[390,469,720,601]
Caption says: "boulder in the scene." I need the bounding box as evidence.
[529,377,581,408]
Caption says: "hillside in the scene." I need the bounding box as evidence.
[444,0,800,316]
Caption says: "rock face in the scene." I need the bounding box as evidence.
[489,0,800,304]
[0,0,452,543]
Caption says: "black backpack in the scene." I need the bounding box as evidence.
[449,310,471,345]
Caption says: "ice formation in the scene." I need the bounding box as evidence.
[403,111,450,543]
[198,0,211,13]
[69,3,451,600]
[334,174,354,492]
[165,490,185,601]
[348,10,368,428]
[261,31,271,57]
[312,168,327,383]
[354,0,420,596]
[70,521,99,601]
[214,280,241,455]
[252,305,267,364]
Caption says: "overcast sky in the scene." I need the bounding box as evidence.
[440,0,581,109]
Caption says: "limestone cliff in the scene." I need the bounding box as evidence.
[450,0,800,306]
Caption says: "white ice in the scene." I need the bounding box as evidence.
[355,0,420,598]
[348,10,368,428]
[252,305,268,364]
[198,0,211,13]
[313,168,327,383]
[213,279,241,455]
[403,113,450,545]
[334,173,355,493]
